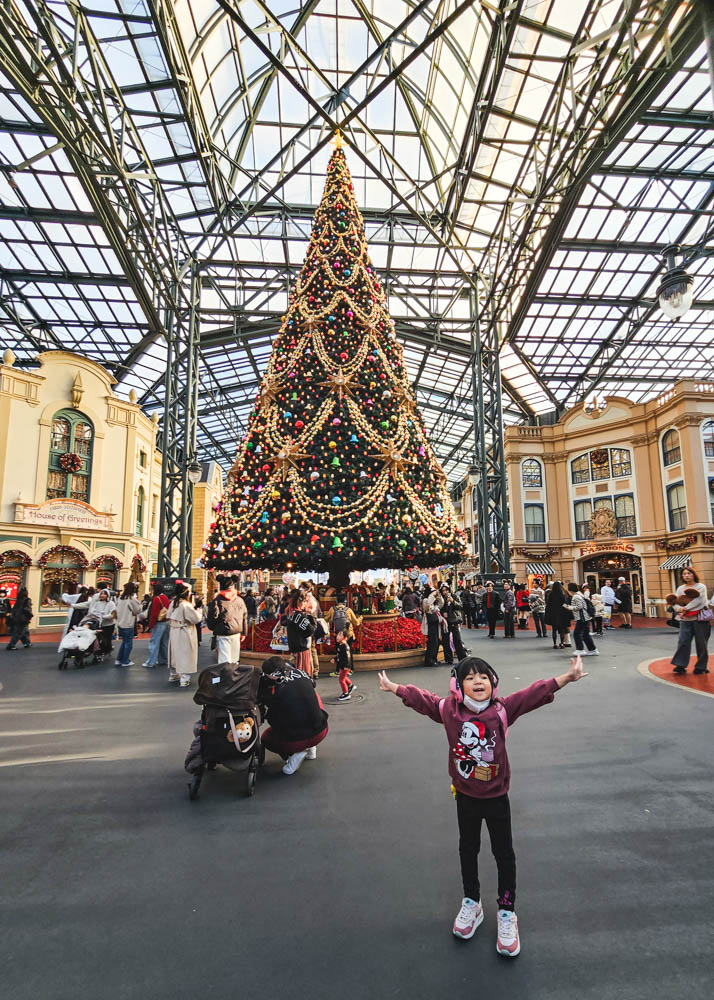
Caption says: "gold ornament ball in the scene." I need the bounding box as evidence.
[434,543,443,553]
[328,440,337,449]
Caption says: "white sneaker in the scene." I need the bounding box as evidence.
[584,649,600,656]
[114,660,122,665]
[453,897,483,939]
[282,750,307,775]
[305,746,317,760]
[496,909,520,957]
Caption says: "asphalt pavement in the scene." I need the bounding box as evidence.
[0,625,711,1000]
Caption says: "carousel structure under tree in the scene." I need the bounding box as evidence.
[203,137,466,595]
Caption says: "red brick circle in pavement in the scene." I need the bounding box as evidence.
[647,655,714,695]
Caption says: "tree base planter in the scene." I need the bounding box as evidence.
[239,646,427,671]
[241,615,426,670]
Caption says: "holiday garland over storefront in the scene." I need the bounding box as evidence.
[204,141,465,587]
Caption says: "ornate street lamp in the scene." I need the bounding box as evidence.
[657,245,694,321]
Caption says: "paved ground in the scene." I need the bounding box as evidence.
[1,625,712,1000]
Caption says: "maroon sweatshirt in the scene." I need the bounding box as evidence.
[396,677,560,798]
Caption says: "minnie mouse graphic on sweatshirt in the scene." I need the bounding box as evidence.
[396,678,560,799]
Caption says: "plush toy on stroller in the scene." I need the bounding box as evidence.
[57,615,103,670]
[185,661,265,800]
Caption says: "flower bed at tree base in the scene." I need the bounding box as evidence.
[242,615,426,670]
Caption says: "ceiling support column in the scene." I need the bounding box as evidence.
[470,276,511,581]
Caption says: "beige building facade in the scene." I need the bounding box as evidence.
[0,349,221,631]
[501,380,714,617]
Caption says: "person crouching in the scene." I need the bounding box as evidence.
[259,656,329,775]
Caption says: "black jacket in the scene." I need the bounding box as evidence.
[442,596,463,625]
[286,610,316,653]
[259,669,328,741]
[9,597,32,626]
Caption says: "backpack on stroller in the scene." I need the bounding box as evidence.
[57,616,103,670]
[185,662,265,800]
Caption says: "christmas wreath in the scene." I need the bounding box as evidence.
[590,448,608,467]
[90,554,124,571]
[0,549,32,568]
[59,452,83,473]
[37,545,89,568]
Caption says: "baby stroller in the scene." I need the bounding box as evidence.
[57,616,103,670]
[185,662,265,800]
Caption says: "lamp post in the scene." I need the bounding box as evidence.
[187,458,202,485]
[657,245,694,321]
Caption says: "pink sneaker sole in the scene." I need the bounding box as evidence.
[496,936,521,956]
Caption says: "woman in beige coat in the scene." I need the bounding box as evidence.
[166,582,202,688]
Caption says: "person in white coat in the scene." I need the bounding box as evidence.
[60,586,89,637]
[166,581,202,688]
[72,588,117,656]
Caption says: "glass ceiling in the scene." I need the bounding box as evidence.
[0,0,712,485]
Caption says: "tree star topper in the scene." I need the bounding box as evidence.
[270,440,310,480]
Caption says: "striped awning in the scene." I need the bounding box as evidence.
[658,554,692,570]
[526,562,554,576]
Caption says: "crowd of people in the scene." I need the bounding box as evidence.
[3,565,710,683]
[396,571,711,673]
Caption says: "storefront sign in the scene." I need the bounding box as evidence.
[579,542,636,556]
[15,499,114,532]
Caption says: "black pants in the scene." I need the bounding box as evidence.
[448,622,467,660]
[7,621,30,647]
[503,609,515,638]
[486,611,499,637]
[532,611,545,636]
[425,622,450,664]
[464,607,478,629]
[456,792,516,910]
[573,619,595,652]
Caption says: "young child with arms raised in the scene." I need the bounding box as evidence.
[378,654,587,957]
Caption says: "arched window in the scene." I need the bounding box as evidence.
[521,459,542,488]
[702,420,714,458]
[524,504,545,542]
[661,429,681,467]
[136,486,145,537]
[667,483,687,531]
[571,454,590,484]
[95,558,118,590]
[40,549,85,607]
[47,409,94,501]
[614,495,636,537]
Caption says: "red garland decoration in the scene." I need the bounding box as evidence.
[37,545,89,568]
[130,553,146,571]
[655,534,697,551]
[90,554,124,570]
[59,451,83,473]
[511,546,560,559]
[0,549,32,568]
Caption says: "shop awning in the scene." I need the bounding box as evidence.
[526,562,554,576]
[658,554,692,570]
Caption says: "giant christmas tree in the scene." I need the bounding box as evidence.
[203,139,466,588]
